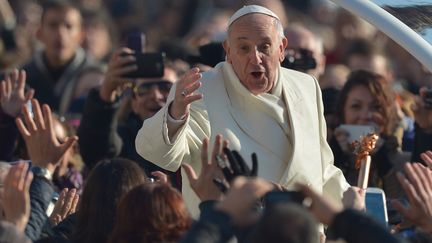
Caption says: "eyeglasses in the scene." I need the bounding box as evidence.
[133,80,173,97]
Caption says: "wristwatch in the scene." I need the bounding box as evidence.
[31,166,52,181]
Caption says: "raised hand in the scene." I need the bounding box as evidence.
[342,186,366,211]
[151,171,169,184]
[49,188,79,226]
[215,177,273,226]
[0,69,34,117]
[99,48,137,102]
[420,150,432,169]
[169,67,203,119]
[219,147,258,183]
[391,163,432,233]
[3,162,33,232]
[296,183,342,225]
[182,134,227,201]
[15,99,78,174]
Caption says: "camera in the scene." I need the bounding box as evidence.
[123,31,165,78]
[282,48,317,71]
[263,190,305,209]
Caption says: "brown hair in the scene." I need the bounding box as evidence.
[72,158,147,243]
[336,70,398,137]
[108,183,192,243]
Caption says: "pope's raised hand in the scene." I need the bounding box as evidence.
[169,67,203,120]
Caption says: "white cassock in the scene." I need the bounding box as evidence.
[136,62,350,216]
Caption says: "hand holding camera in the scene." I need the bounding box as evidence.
[99,48,137,102]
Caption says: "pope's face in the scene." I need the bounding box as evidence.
[223,14,287,95]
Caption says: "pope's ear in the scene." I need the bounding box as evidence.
[279,37,288,62]
[223,40,231,63]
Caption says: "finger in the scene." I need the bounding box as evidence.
[5,73,12,96]
[53,188,68,214]
[223,147,240,175]
[61,189,76,217]
[11,69,19,85]
[17,70,26,93]
[178,68,200,86]
[31,99,46,130]
[15,117,31,137]
[413,163,432,196]
[0,81,7,100]
[22,103,37,132]
[251,153,258,176]
[404,163,427,198]
[176,72,201,96]
[182,164,198,185]
[213,178,228,193]
[182,93,204,104]
[42,104,54,140]
[201,138,209,166]
[69,193,79,214]
[182,80,202,96]
[17,162,29,190]
[24,170,33,193]
[60,136,78,154]
[232,150,248,174]
[111,47,134,60]
[151,171,169,183]
[25,89,34,101]
[108,63,138,78]
[397,172,422,207]
[391,199,410,218]
[210,135,223,166]
[109,54,136,68]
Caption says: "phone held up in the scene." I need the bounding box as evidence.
[365,187,388,227]
[123,31,165,79]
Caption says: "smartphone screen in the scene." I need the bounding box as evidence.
[338,124,375,143]
[365,187,388,226]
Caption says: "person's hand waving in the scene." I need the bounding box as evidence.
[182,134,227,201]
[0,69,34,117]
[3,162,33,232]
[169,67,203,119]
[15,99,78,174]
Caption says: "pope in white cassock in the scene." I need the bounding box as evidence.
[135,5,350,215]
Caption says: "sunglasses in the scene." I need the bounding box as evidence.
[133,80,173,97]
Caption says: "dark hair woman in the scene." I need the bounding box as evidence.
[108,183,193,243]
[71,158,147,243]
[331,70,410,198]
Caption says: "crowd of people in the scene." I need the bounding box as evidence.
[1,0,432,242]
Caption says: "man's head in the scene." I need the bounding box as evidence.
[223,5,288,95]
[37,0,84,67]
[131,67,178,121]
[284,24,326,78]
[345,38,393,83]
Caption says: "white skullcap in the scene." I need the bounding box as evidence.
[228,5,280,27]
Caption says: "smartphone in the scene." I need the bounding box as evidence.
[365,187,388,226]
[122,52,165,78]
[338,124,375,143]
[124,31,164,78]
[263,190,305,209]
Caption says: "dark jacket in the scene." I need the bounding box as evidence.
[22,48,97,115]
[25,176,54,241]
[327,209,404,243]
[0,108,18,162]
[78,88,180,187]
[412,123,432,163]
